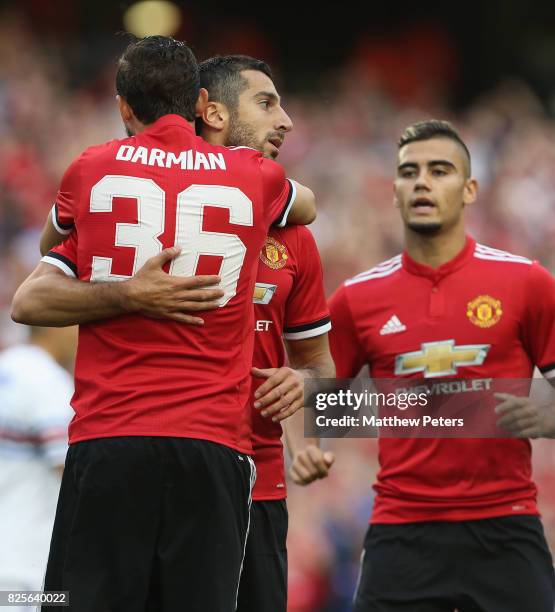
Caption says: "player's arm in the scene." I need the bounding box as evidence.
[252,333,335,422]
[12,247,224,327]
[278,333,336,484]
[282,405,335,486]
[41,153,84,255]
[495,392,555,439]
[261,158,316,227]
[282,282,368,484]
[285,180,316,225]
[252,228,332,421]
[328,284,366,378]
[495,263,555,438]
[40,209,69,256]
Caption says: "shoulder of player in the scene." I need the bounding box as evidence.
[268,226,320,270]
[472,243,555,291]
[270,223,314,245]
[222,144,263,162]
[201,142,270,174]
[472,242,534,268]
[343,254,403,289]
[474,242,534,266]
[77,137,128,165]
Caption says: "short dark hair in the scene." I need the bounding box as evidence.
[398,120,471,175]
[116,35,199,124]
[199,55,273,113]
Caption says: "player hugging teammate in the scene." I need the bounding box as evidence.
[11,34,555,612]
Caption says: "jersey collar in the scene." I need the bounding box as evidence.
[143,114,196,134]
[402,235,476,281]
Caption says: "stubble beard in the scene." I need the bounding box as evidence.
[407,221,443,235]
[225,114,271,158]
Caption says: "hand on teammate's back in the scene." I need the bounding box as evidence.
[290,444,335,486]
[252,366,305,422]
[124,247,224,325]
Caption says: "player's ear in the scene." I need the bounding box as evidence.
[117,95,134,124]
[202,101,229,131]
[463,178,478,206]
[195,88,209,117]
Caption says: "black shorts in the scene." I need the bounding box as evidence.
[353,516,555,612]
[44,436,255,612]
[236,499,288,612]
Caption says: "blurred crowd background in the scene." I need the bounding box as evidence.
[1,1,555,611]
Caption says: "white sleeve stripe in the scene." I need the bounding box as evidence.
[542,367,555,379]
[41,256,77,278]
[283,321,332,340]
[275,179,297,228]
[50,204,73,235]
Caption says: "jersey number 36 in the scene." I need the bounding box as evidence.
[89,175,253,307]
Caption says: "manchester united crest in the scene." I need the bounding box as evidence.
[466,295,503,328]
[260,237,288,270]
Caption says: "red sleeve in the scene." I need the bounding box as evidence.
[328,284,366,377]
[259,157,295,227]
[521,262,555,379]
[283,227,331,340]
[41,231,78,278]
[52,155,82,233]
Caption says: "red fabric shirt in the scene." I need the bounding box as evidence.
[43,115,294,453]
[250,226,330,500]
[329,237,555,523]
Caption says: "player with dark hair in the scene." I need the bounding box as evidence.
[116,35,201,125]
[198,55,273,108]
[198,55,281,160]
[39,40,315,254]
[13,51,333,612]
[13,37,317,612]
[329,120,555,611]
[398,119,472,174]
[198,54,336,612]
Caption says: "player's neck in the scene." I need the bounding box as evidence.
[404,226,467,269]
[128,116,195,136]
[200,128,224,147]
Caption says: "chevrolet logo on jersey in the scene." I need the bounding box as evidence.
[253,283,277,305]
[395,340,490,378]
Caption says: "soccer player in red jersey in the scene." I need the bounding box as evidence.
[197,55,336,612]
[329,120,555,611]
[14,53,335,612]
[11,37,317,612]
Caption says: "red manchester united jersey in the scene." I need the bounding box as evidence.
[42,115,295,452]
[251,226,330,500]
[329,236,555,523]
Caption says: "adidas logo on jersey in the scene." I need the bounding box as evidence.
[380,315,407,335]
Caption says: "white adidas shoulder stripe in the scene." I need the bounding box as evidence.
[346,255,402,286]
[346,262,402,286]
[474,243,532,265]
[351,255,402,279]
